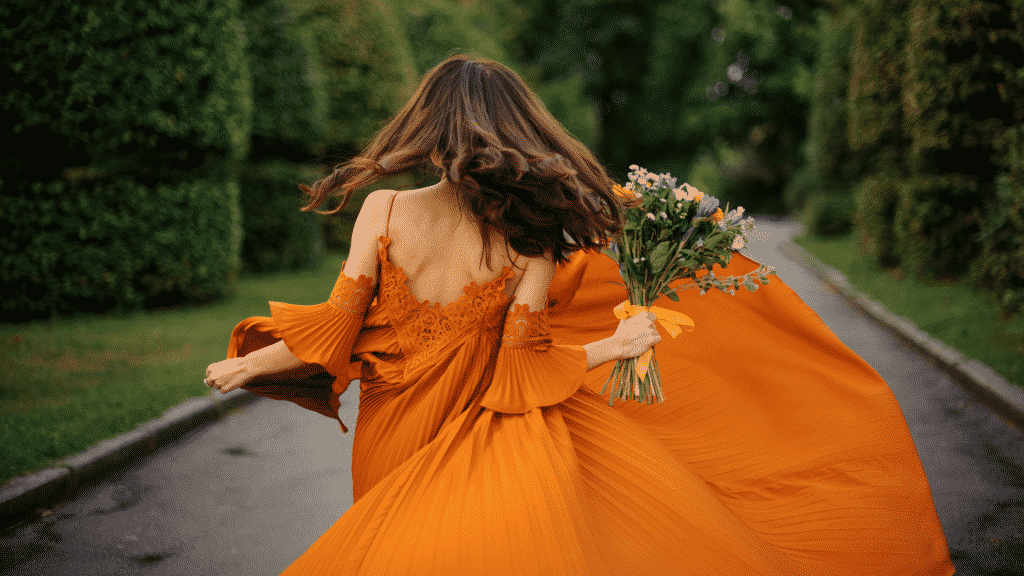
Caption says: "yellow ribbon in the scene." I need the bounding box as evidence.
[612,300,695,381]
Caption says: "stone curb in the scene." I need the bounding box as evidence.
[0,387,263,531]
[779,237,1024,433]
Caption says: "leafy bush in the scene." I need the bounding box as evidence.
[1,0,253,184]
[902,0,1022,181]
[295,0,417,152]
[0,175,243,323]
[892,0,1022,286]
[238,161,326,274]
[396,0,516,76]
[242,0,328,162]
[893,174,984,283]
[967,130,1024,319]
[801,191,854,237]
[845,0,911,179]
[782,165,816,215]
[718,144,789,217]
[1,0,253,322]
[527,71,598,150]
[385,0,597,148]
[788,5,858,214]
[852,176,901,268]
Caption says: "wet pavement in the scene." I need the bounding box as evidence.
[1,218,1021,575]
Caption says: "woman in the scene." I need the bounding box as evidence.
[205,54,955,575]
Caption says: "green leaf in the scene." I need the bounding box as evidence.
[649,241,674,269]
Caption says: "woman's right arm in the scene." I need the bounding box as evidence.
[582,337,624,372]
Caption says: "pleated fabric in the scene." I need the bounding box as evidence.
[226,240,955,575]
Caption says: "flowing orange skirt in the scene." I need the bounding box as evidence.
[237,249,954,575]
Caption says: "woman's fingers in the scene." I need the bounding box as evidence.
[206,358,249,393]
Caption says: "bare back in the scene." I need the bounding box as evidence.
[379,185,532,308]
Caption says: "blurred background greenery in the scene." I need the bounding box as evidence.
[1,0,1022,484]
[2,0,1022,322]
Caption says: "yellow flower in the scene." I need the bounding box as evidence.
[612,183,633,200]
[712,207,724,222]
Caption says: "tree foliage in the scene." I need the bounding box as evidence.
[515,0,824,215]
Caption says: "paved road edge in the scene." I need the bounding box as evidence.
[778,237,1024,433]
[0,387,264,531]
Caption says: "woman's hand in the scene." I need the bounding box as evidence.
[205,357,251,394]
[611,311,663,360]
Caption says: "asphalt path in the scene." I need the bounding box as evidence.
[1,218,1021,575]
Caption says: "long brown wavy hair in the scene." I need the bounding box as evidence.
[298,53,640,271]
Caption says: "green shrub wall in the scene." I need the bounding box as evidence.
[845,0,911,180]
[787,6,858,214]
[852,176,901,268]
[242,0,327,162]
[295,0,417,153]
[893,174,983,282]
[845,0,909,269]
[1,0,252,182]
[238,161,325,274]
[1,0,253,322]
[235,0,327,274]
[801,192,855,238]
[892,0,1023,283]
[968,123,1024,318]
[0,176,243,323]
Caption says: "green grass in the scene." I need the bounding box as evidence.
[0,252,350,488]
[793,232,1024,391]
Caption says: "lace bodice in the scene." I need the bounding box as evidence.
[318,190,557,377]
[377,235,551,363]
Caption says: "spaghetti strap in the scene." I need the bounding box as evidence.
[384,190,400,239]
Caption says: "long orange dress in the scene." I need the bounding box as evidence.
[226,192,955,575]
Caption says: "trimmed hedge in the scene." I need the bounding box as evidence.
[238,161,326,274]
[393,0,597,148]
[852,176,901,268]
[888,0,1022,285]
[241,0,327,162]
[295,0,417,152]
[801,192,855,238]
[1,0,253,322]
[968,127,1024,318]
[893,174,983,283]
[1,0,252,183]
[845,0,911,178]
[0,175,243,323]
[786,6,858,214]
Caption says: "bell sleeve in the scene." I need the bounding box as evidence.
[479,303,590,414]
[225,262,375,432]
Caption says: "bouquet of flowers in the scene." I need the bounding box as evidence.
[599,164,778,406]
